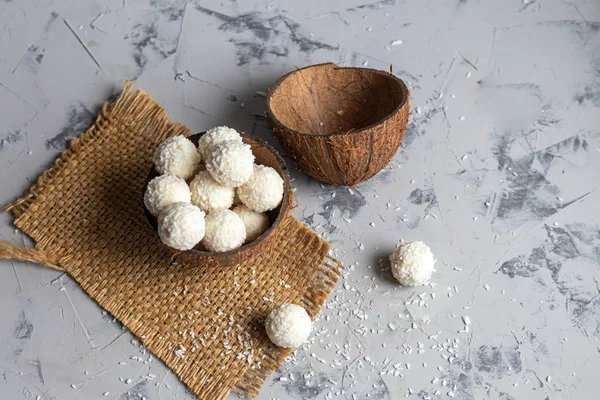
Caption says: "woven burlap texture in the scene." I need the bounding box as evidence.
[0,82,342,400]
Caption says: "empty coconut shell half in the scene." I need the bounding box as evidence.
[266,63,410,187]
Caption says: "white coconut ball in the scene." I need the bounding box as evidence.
[153,135,201,180]
[233,205,270,242]
[390,241,436,286]
[144,175,191,217]
[202,209,246,253]
[197,126,242,161]
[157,202,205,251]
[189,171,234,213]
[237,165,284,213]
[206,140,255,187]
[265,304,312,348]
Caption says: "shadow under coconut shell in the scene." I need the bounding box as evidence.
[143,132,292,267]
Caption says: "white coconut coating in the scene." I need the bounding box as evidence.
[237,165,284,213]
[233,205,270,242]
[153,135,200,180]
[157,202,205,251]
[197,126,242,161]
[206,140,255,187]
[390,241,436,286]
[265,304,312,348]
[144,175,191,217]
[189,171,234,213]
[202,209,246,253]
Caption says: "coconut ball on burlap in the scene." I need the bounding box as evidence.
[189,171,234,213]
[157,202,205,251]
[197,126,242,161]
[237,165,284,213]
[202,209,246,253]
[206,140,255,187]
[390,241,436,286]
[233,204,269,242]
[144,175,191,217]
[265,304,312,348]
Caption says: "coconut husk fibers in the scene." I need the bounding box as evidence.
[143,133,293,267]
[0,82,342,400]
[267,62,410,186]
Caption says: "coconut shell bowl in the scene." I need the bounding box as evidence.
[143,132,292,266]
[266,62,410,187]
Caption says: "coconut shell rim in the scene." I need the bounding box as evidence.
[142,132,292,260]
[266,62,410,138]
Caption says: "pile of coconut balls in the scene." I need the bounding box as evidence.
[144,126,284,252]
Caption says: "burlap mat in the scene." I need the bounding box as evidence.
[0,82,342,399]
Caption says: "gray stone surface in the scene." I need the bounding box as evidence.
[1,0,600,399]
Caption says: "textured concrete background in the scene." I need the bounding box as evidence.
[1,0,600,399]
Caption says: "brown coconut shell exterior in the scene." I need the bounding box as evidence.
[266,63,410,187]
[143,133,292,267]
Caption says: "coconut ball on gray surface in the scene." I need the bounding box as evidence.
[202,209,246,253]
[233,205,269,242]
[189,171,234,213]
[390,241,436,286]
[153,135,200,180]
[144,175,191,217]
[237,165,284,213]
[157,202,206,251]
[265,304,312,348]
[206,140,255,187]
[197,126,242,161]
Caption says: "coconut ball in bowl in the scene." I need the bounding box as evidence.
[157,202,205,251]
[233,204,270,242]
[202,209,246,253]
[189,171,234,213]
[206,140,255,187]
[153,135,200,180]
[237,165,284,213]
[197,126,242,161]
[144,174,191,217]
